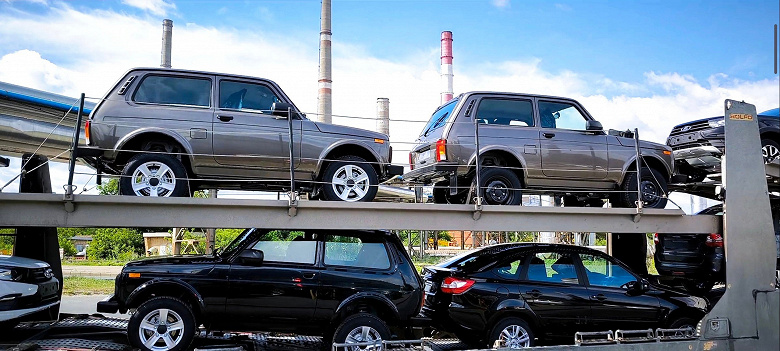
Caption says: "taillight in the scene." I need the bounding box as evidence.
[440,277,475,294]
[435,139,447,162]
[409,152,414,170]
[653,233,659,245]
[84,120,91,145]
[705,233,723,247]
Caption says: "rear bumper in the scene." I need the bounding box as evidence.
[385,165,405,177]
[655,249,724,279]
[402,162,459,184]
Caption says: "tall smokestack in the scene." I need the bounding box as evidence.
[376,98,389,136]
[161,19,173,68]
[440,31,453,104]
[317,0,333,124]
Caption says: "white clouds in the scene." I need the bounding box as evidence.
[491,0,510,10]
[121,0,175,17]
[0,49,77,94]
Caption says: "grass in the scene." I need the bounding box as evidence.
[62,277,115,296]
[62,259,127,266]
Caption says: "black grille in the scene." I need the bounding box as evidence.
[28,267,52,282]
[669,120,711,136]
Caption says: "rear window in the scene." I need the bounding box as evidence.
[420,99,458,137]
[476,98,534,127]
[324,235,390,270]
[133,75,212,107]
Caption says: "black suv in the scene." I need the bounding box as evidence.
[668,108,779,182]
[97,229,423,351]
[421,244,707,348]
[654,197,780,293]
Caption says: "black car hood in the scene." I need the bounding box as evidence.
[645,281,708,311]
[125,255,220,269]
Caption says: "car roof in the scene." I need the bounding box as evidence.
[460,91,581,104]
[128,67,278,84]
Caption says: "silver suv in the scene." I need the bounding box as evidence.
[80,68,402,201]
[403,92,674,208]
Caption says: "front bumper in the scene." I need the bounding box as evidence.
[96,294,121,314]
[402,162,459,184]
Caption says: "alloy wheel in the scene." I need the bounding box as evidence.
[137,308,185,351]
[131,161,177,197]
[763,144,779,163]
[331,164,370,202]
[344,325,382,350]
[497,324,531,348]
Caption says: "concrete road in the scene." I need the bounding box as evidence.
[60,294,127,319]
[61,265,122,279]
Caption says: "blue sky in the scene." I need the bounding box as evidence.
[0,0,777,209]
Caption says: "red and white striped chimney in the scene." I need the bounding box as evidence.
[440,31,453,104]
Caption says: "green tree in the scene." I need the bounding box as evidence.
[97,178,119,195]
[87,228,144,260]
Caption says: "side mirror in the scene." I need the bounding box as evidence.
[238,249,264,266]
[624,280,648,296]
[271,102,293,118]
[586,120,603,131]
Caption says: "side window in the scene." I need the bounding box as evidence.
[250,231,316,265]
[492,255,526,280]
[133,75,211,107]
[525,252,579,284]
[324,235,391,270]
[579,253,636,288]
[476,98,534,127]
[538,101,587,130]
[220,80,281,113]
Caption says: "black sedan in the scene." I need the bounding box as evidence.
[421,243,707,348]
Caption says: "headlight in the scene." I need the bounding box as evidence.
[708,118,725,128]
[0,267,21,281]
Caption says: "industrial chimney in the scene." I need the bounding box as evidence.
[161,19,173,68]
[376,98,389,136]
[440,31,453,104]
[317,0,333,124]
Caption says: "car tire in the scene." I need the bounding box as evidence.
[617,167,668,209]
[332,313,391,348]
[321,156,379,202]
[488,317,535,349]
[762,138,780,164]
[128,296,196,351]
[473,167,523,206]
[432,181,467,204]
[120,153,190,197]
[669,317,699,330]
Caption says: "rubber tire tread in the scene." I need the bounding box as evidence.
[477,167,523,206]
[488,317,535,349]
[669,317,699,329]
[128,296,196,351]
[321,155,379,202]
[617,167,668,209]
[120,153,189,197]
[762,138,780,163]
[332,313,391,347]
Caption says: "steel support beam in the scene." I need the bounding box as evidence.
[0,193,720,233]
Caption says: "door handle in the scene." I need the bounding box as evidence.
[303,272,316,279]
[591,294,607,301]
[525,290,541,297]
[543,132,556,138]
[218,115,234,122]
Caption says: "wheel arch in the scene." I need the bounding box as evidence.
[113,128,195,174]
[618,155,671,185]
[332,292,401,326]
[485,300,542,338]
[125,279,206,321]
[664,307,705,328]
[466,147,527,186]
[317,142,382,180]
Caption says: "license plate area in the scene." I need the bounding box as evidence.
[668,132,701,146]
[39,281,59,297]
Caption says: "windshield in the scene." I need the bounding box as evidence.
[420,99,459,137]
[219,228,257,257]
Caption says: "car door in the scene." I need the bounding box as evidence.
[226,230,320,331]
[518,251,592,337]
[577,252,663,331]
[212,77,301,171]
[538,100,608,180]
[314,233,399,322]
[455,96,542,178]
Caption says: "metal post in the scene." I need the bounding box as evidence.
[474,113,483,209]
[65,93,85,197]
[205,189,217,254]
[633,128,644,215]
[287,107,298,215]
[460,231,465,250]
[161,19,173,68]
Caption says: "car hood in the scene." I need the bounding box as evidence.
[0,255,50,269]
[646,282,708,311]
[616,138,670,151]
[314,122,388,140]
[124,255,220,270]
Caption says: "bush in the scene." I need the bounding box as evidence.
[87,228,144,260]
